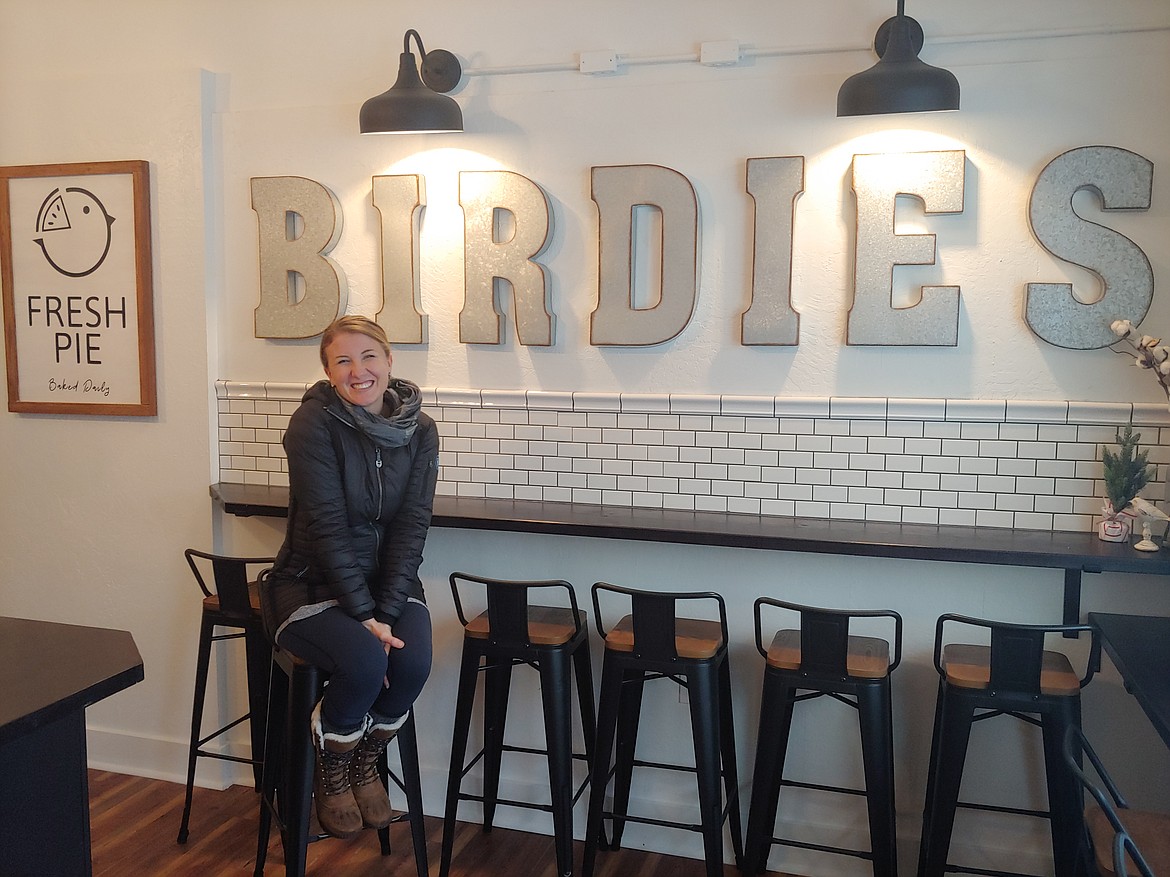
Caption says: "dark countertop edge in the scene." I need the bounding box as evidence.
[211,482,1170,576]
[1087,612,1170,749]
[0,663,145,745]
[0,619,145,746]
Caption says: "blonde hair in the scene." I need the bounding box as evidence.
[319,315,391,368]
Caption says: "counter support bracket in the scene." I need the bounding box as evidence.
[1063,568,1083,636]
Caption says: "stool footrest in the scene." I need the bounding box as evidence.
[194,712,252,750]
[768,834,873,861]
[956,799,1049,820]
[193,748,260,767]
[780,778,867,798]
[457,770,592,813]
[940,865,1045,877]
[600,795,738,836]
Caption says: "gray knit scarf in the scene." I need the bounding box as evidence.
[336,378,421,448]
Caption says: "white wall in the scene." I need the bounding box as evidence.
[2,2,1170,874]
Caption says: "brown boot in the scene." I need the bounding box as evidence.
[348,716,402,829]
[311,703,365,839]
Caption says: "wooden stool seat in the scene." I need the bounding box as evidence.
[941,643,1080,695]
[605,615,723,659]
[1087,806,1170,875]
[465,604,583,646]
[766,629,891,678]
[202,581,262,615]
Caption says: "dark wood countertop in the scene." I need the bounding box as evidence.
[0,617,144,746]
[211,482,1170,627]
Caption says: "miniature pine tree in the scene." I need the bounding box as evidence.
[1102,425,1154,514]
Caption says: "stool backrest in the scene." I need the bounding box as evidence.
[448,571,582,648]
[754,597,902,675]
[591,581,727,661]
[185,548,275,622]
[933,613,1096,696]
[1062,725,1155,877]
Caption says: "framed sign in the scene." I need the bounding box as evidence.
[1,160,156,415]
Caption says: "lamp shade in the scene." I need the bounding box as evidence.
[360,48,463,134]
[837,15,959,117]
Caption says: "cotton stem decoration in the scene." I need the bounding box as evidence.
[1110,319,1170,404]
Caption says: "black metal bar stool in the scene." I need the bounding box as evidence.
[254,645,428,877]
[743,598,902,876]
[583,581,743,877]
[917,614,1097,877]
[1062,726,1169,877]
[177,549,274,844]
[440,572,596,877]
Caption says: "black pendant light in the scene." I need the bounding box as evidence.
[360,29,463,134]
[837,1,959,117]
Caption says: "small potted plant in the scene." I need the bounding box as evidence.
[1100,425,1153,542]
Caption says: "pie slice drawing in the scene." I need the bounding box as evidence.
[36,189,71,232]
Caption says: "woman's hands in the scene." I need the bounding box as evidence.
[361,618,405,688]
[362,618,405,652]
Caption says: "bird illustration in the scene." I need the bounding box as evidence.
[33,186,116,277]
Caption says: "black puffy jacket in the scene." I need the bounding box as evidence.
[262,379,440,637]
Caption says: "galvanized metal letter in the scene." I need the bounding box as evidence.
[251,176,346,339]
[371,174,425,344]
[848,151,965,346]
[459,170,554,346]
[591,165,699,346]
[743,156,804,346]
[1025,146,1154,349]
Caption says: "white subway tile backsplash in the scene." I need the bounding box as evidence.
[776,398,830,418]
[947,400,1006,422]
[1132,403,1170,426]
[997,458,1035,477]
[976,510,1015,527]
[217,384,1168,535]
[903,506,940,525]
[830,397,887,419]
[721,395,775,417]
[436,388,482,407]
[670,394,721,415]
[480,389,527,408]
[573,392,621,412]
[1067,401,1132,425]
[1006,400,1068,423]
[939,508,977,526]
[832,470,868,488]
[527,391,573,410]
[960,458,998,476]
[1038,424,1079,442]
[959,422,1000,440]
[814,419,850,436]
[888,398,946,421]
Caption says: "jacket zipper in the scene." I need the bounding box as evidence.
[325,405,385,553]
[373,447,383,553]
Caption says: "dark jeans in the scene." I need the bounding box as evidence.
[278,600,432,734]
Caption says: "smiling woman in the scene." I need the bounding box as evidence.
[258,313,440,839]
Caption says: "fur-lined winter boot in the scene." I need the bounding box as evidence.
[348,713,407,829]
[310,702,365,839]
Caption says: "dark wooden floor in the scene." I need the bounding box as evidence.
[89,771,763,876]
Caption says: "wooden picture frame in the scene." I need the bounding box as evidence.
[0,160,156,415]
